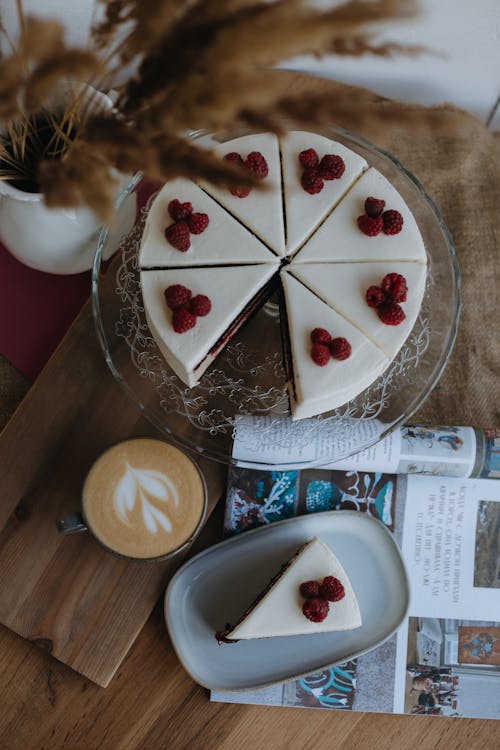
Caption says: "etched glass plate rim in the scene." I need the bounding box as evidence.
[91,125,460,467]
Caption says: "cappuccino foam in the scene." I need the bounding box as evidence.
[82,439,205,559]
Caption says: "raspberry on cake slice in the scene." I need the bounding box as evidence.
[280,130,368,257]
[293,167,426,264]
[217,537,361,641]
[165,220,191,252]
[318,154,346,180]
[164,284,192,310]
[298,148,319,169]
[364,196,385,218]
[363,273,409,327]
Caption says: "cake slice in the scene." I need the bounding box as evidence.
[219,536,362,641]
[141,264,278,387]
[139,178,277,267]
[199,133,286,257]
[280,130,367,257]
[293,167,427,264]
[280,271,389,420]
[291,261,427,360]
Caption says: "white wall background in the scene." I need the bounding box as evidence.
[2,0,499,128]
[291,0,500,127]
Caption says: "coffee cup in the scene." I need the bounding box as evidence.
[57,438,207,561]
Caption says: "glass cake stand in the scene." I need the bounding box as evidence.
[91,126,460,468]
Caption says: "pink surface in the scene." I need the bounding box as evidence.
[0,179,158,382]
[0,242,90,381]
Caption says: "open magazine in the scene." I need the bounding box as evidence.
[211,424,500,718]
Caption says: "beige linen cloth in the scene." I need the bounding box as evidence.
[1,76,499,429]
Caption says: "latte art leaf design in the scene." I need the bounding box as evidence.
[114,464,179,535]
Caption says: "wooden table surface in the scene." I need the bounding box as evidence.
[1,72,499,749]
[0,492,498,750]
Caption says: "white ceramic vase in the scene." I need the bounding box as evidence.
[0,85,115,275]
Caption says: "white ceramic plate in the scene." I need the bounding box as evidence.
[164,511,409,692]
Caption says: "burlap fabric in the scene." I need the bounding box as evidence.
[1,75,499,429]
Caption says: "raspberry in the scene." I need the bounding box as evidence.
[189,294,211,317]
[377,302,406,326]
[298,148,319,169]
[319,576,345,602]
[224,152,244,166]
[299,580,321,598]
[310,327,331,344]
[187,212,209,234]
[164,284,192,310]
[381,272,407,303]
[168,199,192,222]
[364,196,386,218]
[365,285,386,308]
[330,337,352,361]
[302,597,329,623]
[165,220,190,252]
[172,307,197,333]
[382,209,404,235]
[245,151,268,179]
[357,214,383,237]
[301,168,324,195]
[318,154,345,180]
[311,343,330,366]
[224,152,251,198]
[230,186,251,198]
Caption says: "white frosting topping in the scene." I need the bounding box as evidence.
[281,131,367,256]
[281,271,389,420]
[200,133,286,256]
[228,536,362,639]
[294,167,427,264]
[291,261,427,359]
[139,177,276,267]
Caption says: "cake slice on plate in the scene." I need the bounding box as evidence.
[290,261,427,360]
[293,167,427,264]
[218,536,362,641]
[199,133,286,257]
[280,130,367,257]
[141,264,279,387]
[139,178,277,267]
[280,271,389,420]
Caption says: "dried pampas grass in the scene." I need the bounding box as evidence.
[0,0,437,222]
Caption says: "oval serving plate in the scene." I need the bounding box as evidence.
[164,511,409,692]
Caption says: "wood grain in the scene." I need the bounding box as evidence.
[0,70,499,748]
[0,258,226,687]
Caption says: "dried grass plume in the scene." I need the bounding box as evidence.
[0,0,438,222]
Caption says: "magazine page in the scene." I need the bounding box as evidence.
[393,475,500,718]
[211,468,500,718]
[232,418,500,478]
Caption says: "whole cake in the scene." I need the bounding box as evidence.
[139,130,428,418]
[216,536,362,642]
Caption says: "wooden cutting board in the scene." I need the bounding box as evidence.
[0,230,227,687]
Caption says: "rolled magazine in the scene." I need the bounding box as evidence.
[232,420,500,479]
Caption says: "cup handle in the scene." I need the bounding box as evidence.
[57,512,88,535]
